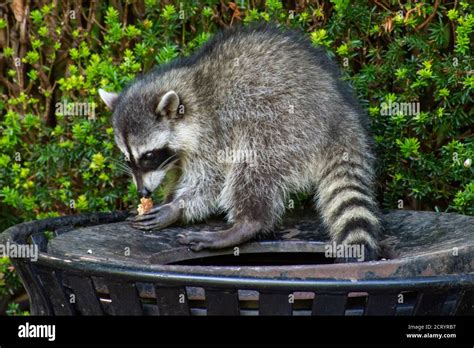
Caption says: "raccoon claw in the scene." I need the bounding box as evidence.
[130,203,180,231]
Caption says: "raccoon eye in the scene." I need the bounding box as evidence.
[143,152,154,160]
[139,148,175,171]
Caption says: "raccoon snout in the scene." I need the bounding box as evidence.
[138,187,152,198]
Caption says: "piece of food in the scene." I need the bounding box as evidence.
[137,197,153,215]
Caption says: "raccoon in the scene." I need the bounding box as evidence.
[99,23,381,261]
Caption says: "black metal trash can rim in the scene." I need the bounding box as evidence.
[23,254,474,291]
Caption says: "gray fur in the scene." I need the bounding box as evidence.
[103,23,381,260]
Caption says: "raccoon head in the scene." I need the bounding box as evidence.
[99,88,185,198]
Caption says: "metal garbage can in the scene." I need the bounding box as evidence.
[1,210,473,316]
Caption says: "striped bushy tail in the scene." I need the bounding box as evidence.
[315,149,381,261]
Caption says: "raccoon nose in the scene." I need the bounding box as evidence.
[139,188,151,198]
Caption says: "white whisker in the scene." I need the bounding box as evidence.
[158,154,179,171]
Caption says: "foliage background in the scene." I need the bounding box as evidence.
[0,0,472,314]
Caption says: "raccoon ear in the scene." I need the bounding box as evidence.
[98,89,118,110]
[156,91,181,119]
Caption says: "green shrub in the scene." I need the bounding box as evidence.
[0,0,472,314]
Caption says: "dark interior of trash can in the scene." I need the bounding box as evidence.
[170,252,333,266]
[159,240,333,266]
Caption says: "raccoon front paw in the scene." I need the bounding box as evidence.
[178,221,262,251]
[131,203,180,231]
[176,231,224,251]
